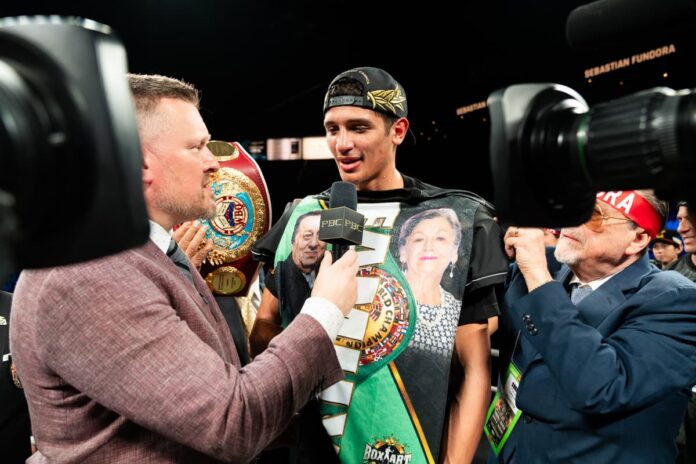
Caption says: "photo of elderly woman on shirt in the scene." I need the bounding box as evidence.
[397,207,462,358]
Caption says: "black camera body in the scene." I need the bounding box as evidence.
[489,0,696,228]
[0,17,148,280]
[489,83,696,227]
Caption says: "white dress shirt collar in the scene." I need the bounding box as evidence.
[149,220,172,254]
[568,272,615,291]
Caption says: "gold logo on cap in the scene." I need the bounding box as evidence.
[367,88,406,114]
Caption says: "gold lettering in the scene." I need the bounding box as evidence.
[456,100,488,116]
[586,44,676,79]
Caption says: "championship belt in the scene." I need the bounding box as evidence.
[200,141,271,296]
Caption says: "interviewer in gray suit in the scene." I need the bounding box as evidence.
[9,74,358,463]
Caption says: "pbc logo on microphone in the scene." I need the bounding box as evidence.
[319,207,364,245]
[321,218,362,231]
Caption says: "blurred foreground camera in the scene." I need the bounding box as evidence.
[489,83,696,227]
[0,17,148,281]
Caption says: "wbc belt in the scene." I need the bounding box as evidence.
[200,141,271,296]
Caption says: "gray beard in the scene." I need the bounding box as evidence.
[554,244,579,266]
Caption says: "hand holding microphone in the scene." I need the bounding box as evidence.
[310,181,364,315]
[312,250,359,316]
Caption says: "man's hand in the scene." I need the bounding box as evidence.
[311,250,358,315]
[173,221,214,269]
[504,226,552,292]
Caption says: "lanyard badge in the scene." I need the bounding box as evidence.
[484,331,524,455]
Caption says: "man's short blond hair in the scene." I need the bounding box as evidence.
[127,74,200,140]
[127,73,199,112]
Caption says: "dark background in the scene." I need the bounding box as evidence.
[2,0,695,222]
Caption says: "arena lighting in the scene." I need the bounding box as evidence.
[266,137,302,160]
[301,136,333,160]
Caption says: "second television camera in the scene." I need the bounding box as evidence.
[489,0,696,228]
[489,83,696,227]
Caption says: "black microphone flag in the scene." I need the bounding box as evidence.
[319,182,364,261]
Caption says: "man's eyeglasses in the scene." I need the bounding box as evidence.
[585,203,633,232]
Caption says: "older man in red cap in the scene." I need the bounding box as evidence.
[489,190,696,463]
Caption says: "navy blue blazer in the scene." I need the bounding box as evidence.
[493,251,696,463]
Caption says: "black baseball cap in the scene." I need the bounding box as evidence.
[323,67,408,118]
[651,229,683,247]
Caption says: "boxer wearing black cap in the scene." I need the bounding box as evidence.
[251,67,507,463]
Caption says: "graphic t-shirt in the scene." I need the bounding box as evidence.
[259,175,508,463]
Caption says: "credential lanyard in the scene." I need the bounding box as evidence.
[484,331,524,455]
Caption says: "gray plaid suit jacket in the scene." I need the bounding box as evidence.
[10,240,342,463]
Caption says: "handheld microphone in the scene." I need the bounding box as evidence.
[319,182,364,262]
[566,0,696,50]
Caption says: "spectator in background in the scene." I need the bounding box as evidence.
[650,229,682,269]
[674,201,696,464]
[674,201,696,281]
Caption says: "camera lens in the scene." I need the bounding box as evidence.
[490,83,696,227]
[582,88,696,198]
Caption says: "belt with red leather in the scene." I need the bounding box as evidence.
[200,141,271,296]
